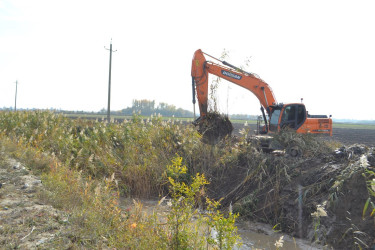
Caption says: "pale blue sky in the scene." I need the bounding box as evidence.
[1,0,374,119]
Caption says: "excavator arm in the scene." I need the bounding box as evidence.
[191,49,277,121]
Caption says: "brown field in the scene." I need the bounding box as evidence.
[330,127,375,146]
[231,123,375,147]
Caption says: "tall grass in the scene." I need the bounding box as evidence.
[0,111,210,197]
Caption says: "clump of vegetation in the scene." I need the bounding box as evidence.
[164,155,241,249]
[196,111,233,144]
[272,129,335,157]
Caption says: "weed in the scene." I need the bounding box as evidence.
[165,155,241,249]
[274,235,284,249]
[206,197,240,249]
[362,168,375,219]
[311,201,328,243]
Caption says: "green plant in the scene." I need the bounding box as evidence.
[165,155,241,250]
[165,155,207,249]
[205,198,240,249]
[362,168,375,219]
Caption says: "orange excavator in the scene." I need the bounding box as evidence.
[191,49,332,137]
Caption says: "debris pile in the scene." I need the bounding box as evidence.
[207,140,375,249]
[196,112,233,144]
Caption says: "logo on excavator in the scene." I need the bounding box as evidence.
[221,70,242,80]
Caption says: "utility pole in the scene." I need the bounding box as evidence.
[104,39,117,122]
[14,80,18,111]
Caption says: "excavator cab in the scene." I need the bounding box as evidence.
[269,104,306,132]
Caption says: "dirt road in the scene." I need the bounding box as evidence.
[0,154,69,248]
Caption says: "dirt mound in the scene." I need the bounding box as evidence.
[196,112,233,144]
[208,141,375,249]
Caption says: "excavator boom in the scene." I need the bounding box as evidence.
[191,49,277,117]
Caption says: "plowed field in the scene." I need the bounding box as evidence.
[232,123,375,147]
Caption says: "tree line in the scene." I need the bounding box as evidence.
[1,100,260,120]
[104,99,194,117]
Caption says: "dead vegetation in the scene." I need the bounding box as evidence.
[204,131,375,249]
[196,111,233,144]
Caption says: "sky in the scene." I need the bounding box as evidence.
[1,0,374,120]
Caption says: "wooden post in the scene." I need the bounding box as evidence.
[105,39,117,122]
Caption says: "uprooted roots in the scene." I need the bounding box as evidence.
[196,112,233,144]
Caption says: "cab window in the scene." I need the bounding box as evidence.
[282,106,296,122]
[269,109,281,131]
[297,105,306,125]
[280,104,306,130]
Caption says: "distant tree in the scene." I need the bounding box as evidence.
[229,114,257,120]
[122,99,193,117]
